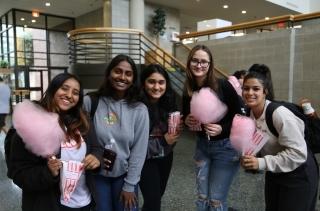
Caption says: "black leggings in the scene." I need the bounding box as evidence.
[139,152,173,211]
[265,151,319,211]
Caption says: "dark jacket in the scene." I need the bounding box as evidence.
[8,121,103,211]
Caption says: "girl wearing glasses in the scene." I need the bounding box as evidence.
[183,45,243,211]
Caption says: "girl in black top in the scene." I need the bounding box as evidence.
[139,64,182,211]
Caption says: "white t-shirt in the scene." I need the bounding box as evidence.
[60,138,91,208]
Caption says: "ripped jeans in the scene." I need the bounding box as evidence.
[194,137,240,211]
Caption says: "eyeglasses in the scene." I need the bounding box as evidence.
[190,58,210,68]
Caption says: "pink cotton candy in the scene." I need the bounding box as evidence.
[190,88,228,124]
[230,114,256,154]
[228,76,242,96]
[12,100,65,158]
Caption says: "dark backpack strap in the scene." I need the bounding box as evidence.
[265,102,281,137]
[88,94,99,119]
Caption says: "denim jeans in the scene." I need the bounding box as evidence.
[194,137,240,211]
[94,174,139,211]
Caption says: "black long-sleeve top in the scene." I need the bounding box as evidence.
[182,78,244,141]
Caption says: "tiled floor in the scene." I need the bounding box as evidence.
[1,128,320,211]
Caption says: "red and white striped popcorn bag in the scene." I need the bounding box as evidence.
[60,160,84,202]
[168,111,181,134]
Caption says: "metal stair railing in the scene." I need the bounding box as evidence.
[67,27,190,95]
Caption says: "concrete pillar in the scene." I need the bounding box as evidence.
[103,0,112,27]
[130,0,144,31]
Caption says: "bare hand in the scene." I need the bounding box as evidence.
[120,190,137,210]
[47,157,62,177]
[82,154,100,170]
[241,155,259,170]
[203,123,222,137]
[185,114,201,129]
[164,132,180,145]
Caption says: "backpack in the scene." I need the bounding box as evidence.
[4,127,18,178]
[266,101,320,154]
[86,93,99,119]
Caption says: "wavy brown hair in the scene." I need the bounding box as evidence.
[39,73,89,146]
[184,44,217,97]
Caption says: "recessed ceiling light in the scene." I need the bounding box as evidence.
[45,2,51,7]
[24,25,28,28]
[223,5,229,9]
[31,19,36,23]
[242,10,247,14]
[265,17,270,20]
[20,18,25,21]
[32,11,39,17]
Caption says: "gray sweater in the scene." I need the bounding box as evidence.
[83,95,149,192]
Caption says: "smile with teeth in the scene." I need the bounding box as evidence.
[115,81,127,87]
[62,98,72,104]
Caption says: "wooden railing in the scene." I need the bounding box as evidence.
[177,11,320,40]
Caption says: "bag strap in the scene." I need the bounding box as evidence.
[265,102,281,137]
[88,94,99,119]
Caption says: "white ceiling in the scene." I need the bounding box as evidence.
[0,0,299,32]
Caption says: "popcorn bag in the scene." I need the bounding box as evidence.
[60,160,84,202]
[168,111,181,134]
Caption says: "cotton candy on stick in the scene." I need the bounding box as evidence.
[12,100,65,158]
[228,75,242,96]
[230,114,256,155]
[190,88,228,139]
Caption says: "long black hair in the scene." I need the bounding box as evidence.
[246,64,275,101]
[97,54,139,105]
[140,64,177,129]
[39,72,89,144]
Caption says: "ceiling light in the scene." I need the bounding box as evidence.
[20,18,25,21]
[24,25,28,28]
[186,31,190,34]
[223,5,228,9]
[242,10,247,14]
[31,19,36,23]
[265,17,270,20]
[45,2,51,7]
[32,11,39,17]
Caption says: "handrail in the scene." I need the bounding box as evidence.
[178,11,320,40]
[68,27,143,38]
[293,11,320,22]
[140,34,186,70]
[178,15,293,40]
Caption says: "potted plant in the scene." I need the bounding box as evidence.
[0,60,12,74]
[151,8,166,45]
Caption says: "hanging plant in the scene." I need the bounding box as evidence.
[152,8,166,43]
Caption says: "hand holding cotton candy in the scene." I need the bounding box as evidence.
[190,88,228,124]
[12,100,65,158]
[230,114,256,155]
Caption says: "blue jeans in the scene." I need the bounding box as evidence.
[94,174,139,211]
[194,137,240,211]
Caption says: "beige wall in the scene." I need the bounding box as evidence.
[177,24,320,112]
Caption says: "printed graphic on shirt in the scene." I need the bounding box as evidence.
[61,137,84,149]
[104,112,118,125]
